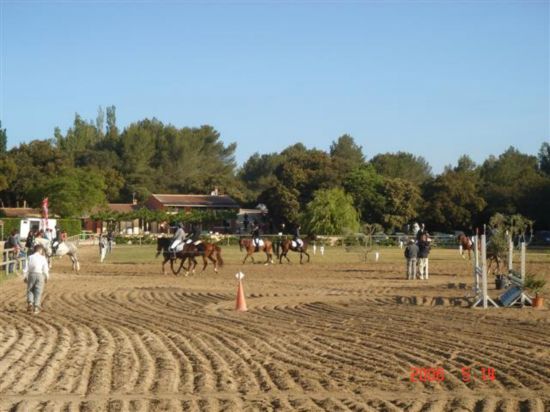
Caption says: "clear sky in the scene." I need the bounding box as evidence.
[1,0,548,172]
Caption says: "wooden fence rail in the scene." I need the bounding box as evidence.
[1,247,25,278]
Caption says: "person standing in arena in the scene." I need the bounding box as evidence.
[417,234,431,280]
[404,239,419,280]
[23,244,50,315]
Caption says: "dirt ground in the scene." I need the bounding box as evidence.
[0,244,549,412]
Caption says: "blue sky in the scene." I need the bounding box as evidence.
[1,1,548,172]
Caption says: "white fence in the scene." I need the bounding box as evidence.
[1,247,25,278]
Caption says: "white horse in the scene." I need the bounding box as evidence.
[34,237,81,272]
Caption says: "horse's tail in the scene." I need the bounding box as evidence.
[275,240,281,259]
[239,238,243,252]
[215,246,224,267]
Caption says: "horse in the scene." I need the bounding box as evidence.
[156,237,223,275]
[457,233,474,259]
[277,237,312,264]
[458,233,501,273]
[239,238,274,265]
[34,237,81,272]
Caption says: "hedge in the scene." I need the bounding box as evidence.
[0,217,81,240]
[57,219,81,237]
[0,218,21,240]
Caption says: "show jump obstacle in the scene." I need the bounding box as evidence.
[472,234,499,309]
[499,235,532,307]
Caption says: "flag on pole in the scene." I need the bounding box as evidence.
[42,197,49,230]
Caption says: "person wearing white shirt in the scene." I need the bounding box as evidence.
[23,244,50,315]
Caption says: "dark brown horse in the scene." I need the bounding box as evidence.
[156,237,191,275]
[277,238,311,264]
[239,238,274,265]
[156,237,223,275]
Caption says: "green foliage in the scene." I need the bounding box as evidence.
[258,183,301,225]
[378,178,421,231]
[275,145,338,206]
[524,274,547,296]
[44,168,107,217]
[0,121,6,154]
[343,165,385,222]
[481,147,543,217]
[539,142,550,176]
[302,188,359,235]
[423,162,485,231]
[0,218,21,240]
[370,152,432,185]
[56,219,82,236]
[487,213,534,260]
[90,208,236,226]
[330,134,365,178]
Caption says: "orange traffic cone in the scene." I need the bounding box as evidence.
[236,280,248,311]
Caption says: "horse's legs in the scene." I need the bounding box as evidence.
[242,253,249,264]
[207,253,218,273]
[201,254,208,272]
[162,257,169,275]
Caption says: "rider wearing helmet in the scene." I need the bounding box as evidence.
[170,222,186,257]
[293,224,303,250]
[251,220,261,250]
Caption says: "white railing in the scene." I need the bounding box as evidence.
[1,247,25,278]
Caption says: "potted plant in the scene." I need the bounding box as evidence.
[524,274,546,309]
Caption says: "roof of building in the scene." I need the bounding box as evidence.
[150,194,240,209]
[0,207,43,218]
[106,203,137,213]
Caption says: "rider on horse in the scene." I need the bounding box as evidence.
[184,224,202,250]
[170,222,186,258]
[293,224,303,250]
[251,220,261,250]
[51,226,62,254]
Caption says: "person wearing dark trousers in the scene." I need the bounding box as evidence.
[417,234,431,280]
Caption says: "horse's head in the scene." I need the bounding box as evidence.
[156,237,170,257]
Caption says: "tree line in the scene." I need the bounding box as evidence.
[0,108,549,234]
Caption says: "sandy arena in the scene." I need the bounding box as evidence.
[0,244,549,411]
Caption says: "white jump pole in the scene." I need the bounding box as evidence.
[521,242,526,305]
[473,233,499,308]
[508,235,514,273]
[481,234,489,308]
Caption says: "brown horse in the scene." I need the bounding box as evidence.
[180,241,224,274]
[277,238,311,264]
[156,237,191,275]
[239,238,274,265]
[156,237,223,275]
[458,233,501,273]
[458,233,474,259]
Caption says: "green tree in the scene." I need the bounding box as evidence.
[275,144,338,206]
[423,163,486,231]
[238,152,282,203]
[343,164,385,223]
[44,168,107,217]
[330,134,365,178]
[480,147,543,218]
[379,178,421,231]
[539,142,550,176]
[258,183,301,226]
[302,188,359,235]
[370,151,432,185]
[0,121,6,154]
